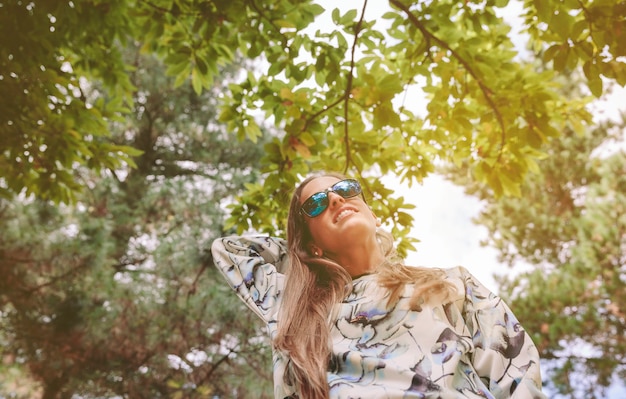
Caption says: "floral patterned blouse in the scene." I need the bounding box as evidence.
[211,235,546,399]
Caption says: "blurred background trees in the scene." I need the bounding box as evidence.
[0,45,274,398]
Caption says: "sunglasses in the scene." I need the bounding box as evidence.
[300,179,363,218]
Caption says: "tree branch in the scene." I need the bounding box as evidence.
[389,0,507,161]
[203,346,237,383]
[139,0,199,17]
[26,258,88,294]
[187,263,208,299]
[343,0,369,174]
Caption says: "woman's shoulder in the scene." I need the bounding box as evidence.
[442,265,485,288]
[442,266,502,311]
[439,266,491,302]
[442,265,472,278]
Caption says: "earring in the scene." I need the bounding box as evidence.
[314,251,319,257]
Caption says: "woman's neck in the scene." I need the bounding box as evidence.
[327,237,384,277]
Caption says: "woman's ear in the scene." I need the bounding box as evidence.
[308,244,323,257]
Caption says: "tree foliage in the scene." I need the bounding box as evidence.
[0,0,141,203]
[0,47,273,398]
[444,73,626,398]
[2,0,625,254]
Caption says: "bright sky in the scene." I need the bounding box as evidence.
[387,174,503,292]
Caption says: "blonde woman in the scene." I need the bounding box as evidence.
[211,172,546,398]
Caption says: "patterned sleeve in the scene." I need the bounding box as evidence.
[211,235,288,323]
[456,267,546,399]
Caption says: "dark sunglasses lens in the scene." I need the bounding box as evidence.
[302,192,328,217]
[334,179,361,198]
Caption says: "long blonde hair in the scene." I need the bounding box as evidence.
[273,172,457,398]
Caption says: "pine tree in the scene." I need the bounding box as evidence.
[0,45,274,398]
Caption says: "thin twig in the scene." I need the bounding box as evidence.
[25,258,88,294]
[303,96,346,130]
[139,0,176,15]
[343,0,369,173]
[187,263,207,299]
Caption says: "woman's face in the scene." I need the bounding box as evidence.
[299,176,379,255]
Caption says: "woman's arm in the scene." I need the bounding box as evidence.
[211,235,288,323]
[457,267,546,399]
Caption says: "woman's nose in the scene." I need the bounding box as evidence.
[328,191,345,208]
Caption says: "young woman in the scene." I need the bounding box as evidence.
[211,172,546,398]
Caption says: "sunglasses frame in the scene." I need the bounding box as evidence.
[299,179,363,218]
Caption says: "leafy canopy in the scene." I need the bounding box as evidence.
[2,0,625,251]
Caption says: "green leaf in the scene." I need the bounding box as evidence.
[587,76,603,97]
[543,44,561,62]
[331,8,341,25]
[608,60,626,86]
[244,120,263,143]
[550,11,573,40]
[191,68,203,95]
[195,55,209,75]
[535,0,553,23]
[299,131,316,146]
[373,103,401,129]
[524,156,541,174]
[173,68,189,88]
[553,46,569,72]
[340,9,358,25]
[273,19,297,29]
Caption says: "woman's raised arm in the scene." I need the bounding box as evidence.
[211,235,288,323]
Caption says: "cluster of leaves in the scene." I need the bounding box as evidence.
[523,0,626,96]
[0,0,316,202]
[0,0,141,203]
[4,0,625,255]
[445,71,626,398]
[219,0,608,253]
[0,48,274,398]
